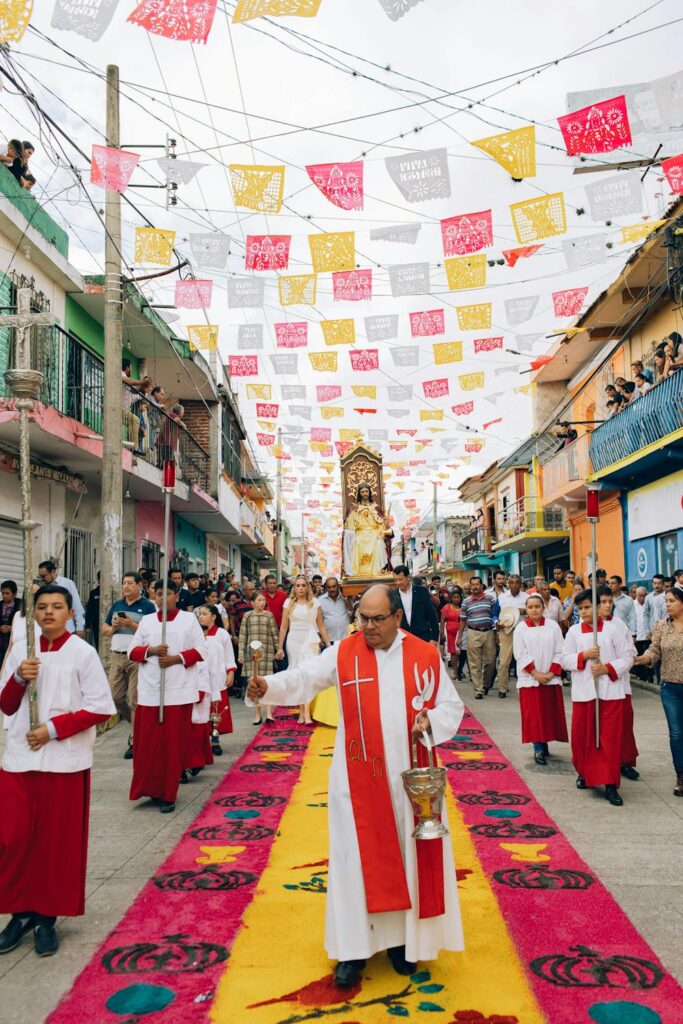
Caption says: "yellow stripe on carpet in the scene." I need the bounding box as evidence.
[211,726,544,1023]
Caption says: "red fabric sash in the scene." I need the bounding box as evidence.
[338,630,445,919]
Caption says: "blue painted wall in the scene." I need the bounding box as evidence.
[174,515,206,572]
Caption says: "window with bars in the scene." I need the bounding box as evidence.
[141,539,161,575]
[63,525,94,601]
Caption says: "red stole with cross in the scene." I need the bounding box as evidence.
[337,630,445,919]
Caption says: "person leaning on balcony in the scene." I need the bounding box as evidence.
[634,372,652,398]
[654,348,670,382]
[121,360,148,456]
[631,360,653,386]
[148,386,166,453]
[634,585,683,797]
[615,379,636,406]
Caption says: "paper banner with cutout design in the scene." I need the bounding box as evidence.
[310,427,331,442]
[389,408,411,418]
[505,294,539,326]
[238,324,263,350]
[228,278,265,308]
[620,220,666,244]
[229,164,285,213]
[189,232,230,270]
[256,420,275,431]
[452,401,474,415]
[552,287,588,317]
[332,270,371,301]
[420,410,443,422]
[514,333,544,352]
[502,244,542,268]
[385,147,450,202]
[306,162,363,210]
[51,0,117,40]
[279,274,317,306]
[368,429,388,441]
[422,378,449,399]
[134,227,176,265]
[175,279,212,309]
[187,325,218,350]
[91,145,139,193]
[339,428,362,442]
[441,209,493,256]
[256,432,275,447]
[288,405,310,419]
[377,0,427,20]
[246,383,271,400]
[233,0,321,21]
[388,384,413,401]
[269,353,298,375]
[0,0,32,42]
[157,157,205,184]
[558,95,631,155]
[316,385,342,402]
[349,349,379,372]
[471,125,536,179]
[281,384,305,399]
[275,322,308,349]
[351,385,376,399]
[563,233,606,270]
[364,314,398,341]
[465,439,485,452]
[228,355,258,377]
[321,319,355,346]
[410,309,445,337]
[322,406,344,420]
[515,383,534,396]
[445,254,486,291]
[459,372,485,391]
[369,223,421,243]
[391,346,420,367]
[388,263,431,296]
[474,336,503,353]
[308,231,355,273]
[256,403,279,419]
[128,0,218,42]
[245,235,290,271]
[510,193,566,244]
[662,153,683,194]
[309,352,338,372]
[584,171,642,220]
[457,304,491,331]
[433,341,463,365]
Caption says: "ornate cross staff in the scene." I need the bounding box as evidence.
[1,288,56,730]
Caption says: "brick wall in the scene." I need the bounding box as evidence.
[180,400,210,451]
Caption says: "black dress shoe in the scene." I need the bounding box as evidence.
[179,771,189,784]
[621,765,640,781]
[498,691,507,699]
[575,776,586,790]
[34,920,59,957]
[475,693,484,700]
[534,753,547,765]
[0,914,34,954]
[211,743,223,756]
[605,785,623,806]
[190,767,203,777]
[123,744,133,760]
[334,959,365,988]
[387,945,417,976]
[159,801,176,814]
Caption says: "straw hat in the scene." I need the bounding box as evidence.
[498,605,520,633]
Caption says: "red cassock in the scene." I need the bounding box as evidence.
[571,700,626,788]
[130,704,192,804]
[216,690,233,734]
[621,694,639,767]
[519,687,569,744]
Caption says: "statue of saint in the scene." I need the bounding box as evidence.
[343,483,391,577]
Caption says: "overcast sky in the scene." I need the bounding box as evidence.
[3,0,682,568]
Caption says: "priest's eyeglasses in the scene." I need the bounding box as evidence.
[358,612,394,625]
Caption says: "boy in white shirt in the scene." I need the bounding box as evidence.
[597,587,640,782]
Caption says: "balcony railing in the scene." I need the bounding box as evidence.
[495,496,567,541]
[541,432,593,502]
[462,527,495,556]
[589,371,683,473]
[0,325,210,492]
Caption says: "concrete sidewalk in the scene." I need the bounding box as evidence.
[1,684,682,1021]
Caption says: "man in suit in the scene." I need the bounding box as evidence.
[393,565,439,645]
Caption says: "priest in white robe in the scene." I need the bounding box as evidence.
[248,584,464,988]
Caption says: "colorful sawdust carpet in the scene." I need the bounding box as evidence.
[47,710,682,1024]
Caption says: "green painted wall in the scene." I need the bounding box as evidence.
[65,295,139,372]
[0,168,69,259]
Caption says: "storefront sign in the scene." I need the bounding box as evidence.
[627,471,683,541]
[0,452,87,493]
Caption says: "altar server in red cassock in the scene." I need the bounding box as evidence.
[198,603,235,756]
[560,589,634,807]
[248,584,464,990]
[512,593,568,765]
[129,582,206,813]
[0,585,115,957]
[597,587,640,781]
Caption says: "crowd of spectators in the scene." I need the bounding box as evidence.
[604,334,682,417]
[0,138,36,191]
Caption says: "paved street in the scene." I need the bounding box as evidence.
[1,680,681,1022]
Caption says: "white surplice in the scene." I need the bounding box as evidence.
[259,629,465,963]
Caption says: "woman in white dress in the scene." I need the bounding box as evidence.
[276,575,330,724]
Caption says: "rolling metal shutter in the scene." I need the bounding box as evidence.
[0,519,25,593]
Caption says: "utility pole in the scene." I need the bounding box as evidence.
[100,64,123,657]
[275,426,282,583]
[431,481,438,573]
[300,510,306,574]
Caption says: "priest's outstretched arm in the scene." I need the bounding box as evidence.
[247,644,338,708]
[424,660,464,746]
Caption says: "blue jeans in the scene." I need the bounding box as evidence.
[661,682,683,774]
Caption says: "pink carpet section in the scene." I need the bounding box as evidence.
[46,715,313,1024]
[442,709,683,1024]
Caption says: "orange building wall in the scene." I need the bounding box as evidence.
[569,494,625,579]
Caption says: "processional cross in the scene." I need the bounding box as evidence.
[1,288,56,729]
[341,655,374,762]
